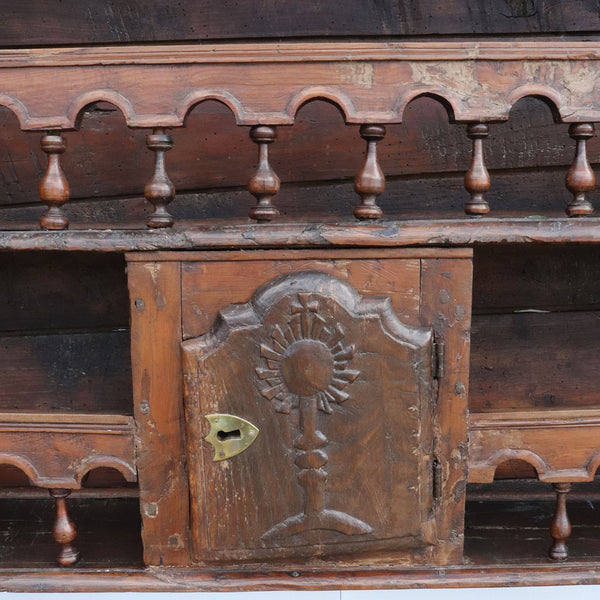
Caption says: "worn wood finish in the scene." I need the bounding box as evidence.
[1,218,600,252]
[5,2,600,47]
[0,97,586,211]
[126,248,472,567]
[182,269,435,563]
[470,311,600,411]
[127,260,191,566]
[4,42,600,130]
[0,412,136,489]
[0,252,128,332]
[473,245,600,314]
[468,409,600,483]
[0,331,132,414]
[420,257,473,563]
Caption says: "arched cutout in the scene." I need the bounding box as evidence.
[586,451,600,481]
[0,454,40,486]
[179,90,244,125]
[0,95,29,129]
[506,86,562,123]
[77,456,137,485]
[81,466,132,488]
[68,90,134,129]
[493,458,540,480]
[396,91,458,123]
[287,87,354,123]
[0,463,33,487]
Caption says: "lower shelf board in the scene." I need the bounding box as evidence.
[2,496,600,591]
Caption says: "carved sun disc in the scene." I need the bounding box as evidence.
[280,339,334,396]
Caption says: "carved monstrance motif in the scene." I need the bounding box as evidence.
[182,270,435,562]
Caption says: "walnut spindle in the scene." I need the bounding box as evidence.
[248,125,280,222]
[39,133,69,230]
[49,488,80,567]
[145,128,176,228]
[566,123,595,217]
[549,482,572,560]
[464,123,491,216]
[354,124,386,220]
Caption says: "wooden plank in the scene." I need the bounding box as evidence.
[127,260,191,566]
[0,252,128,332]
[419,256,473,563]
[0,331,132,414]
[1,217,600,251]
[1,1,599,47]
[470,311,600,412]
[474,244,600,313]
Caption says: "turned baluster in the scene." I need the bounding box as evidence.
[145,128,176,228]
[39,133,69,230]
[566,123,595,217]
[354,124,386,220]
[248,125,280,222]
[464,123,491,216]
[49,488,80,566]
[549,482,572,560]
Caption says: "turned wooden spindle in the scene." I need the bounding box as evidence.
[49,488,80,566]
[39,133,69,230]
[464,123,491,216]
[354,124,386,220]
[248,125,280,222]
[549,482,572,560]
[566,123,595,217]
[145,128,176,228]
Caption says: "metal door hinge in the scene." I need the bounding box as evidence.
[432,458,443,501]
[432,338,445,380]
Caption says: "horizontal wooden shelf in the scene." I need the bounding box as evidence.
[1,216,600,251]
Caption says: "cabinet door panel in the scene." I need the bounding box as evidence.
[182,268,435,562]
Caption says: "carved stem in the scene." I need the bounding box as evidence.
[464,123,491,216]
[549,482,572,560]
[39,133,69,230]
[145,127,176,228]
[566,123,595,217]
[296,396,327,516]
[248,125,280,222]
[49,488,80,567]
[354,124,386,220]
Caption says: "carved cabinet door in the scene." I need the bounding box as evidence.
[177,250,471,565]
[128,249,472,567]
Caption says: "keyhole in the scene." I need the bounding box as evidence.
[217,429,241,441]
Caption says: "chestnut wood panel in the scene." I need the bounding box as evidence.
[468,409,600,483]
[183,269,435,563]
[420,257,473,563]
[0,331,132,414]
[0,252,128,332]
[4,42,600,130]
[181,253,422,339]
[1,1,599,48]
[470,311,600,412]
[473,245,600,314]
[127,260,191,566]
[0,412,136,489]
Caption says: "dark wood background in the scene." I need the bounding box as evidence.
[1,1,599,486]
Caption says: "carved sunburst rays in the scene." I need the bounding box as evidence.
[256,293,360,414]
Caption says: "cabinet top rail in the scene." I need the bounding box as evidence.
[3,41,600,67]
[3,40,600,129]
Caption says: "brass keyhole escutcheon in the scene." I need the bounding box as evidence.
[204,414,259,461]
